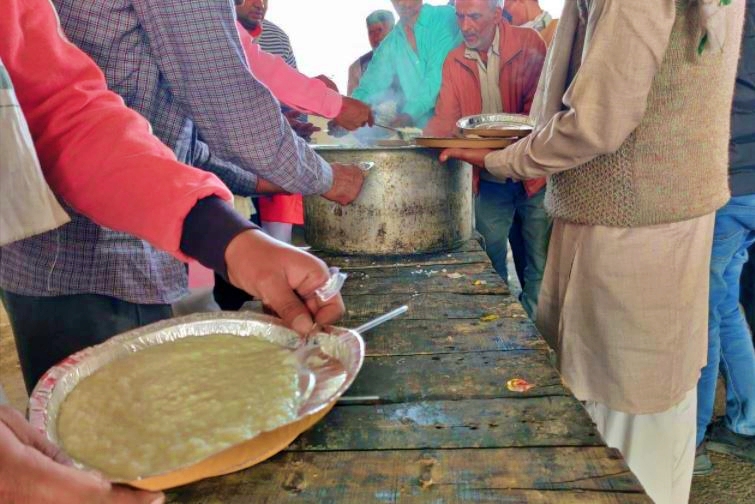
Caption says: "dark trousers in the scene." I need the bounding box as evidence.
[213,273,252,310]
[0,290,172,394]
[213,200,259,310]
[509,213,527,289]
[743,243,755,340]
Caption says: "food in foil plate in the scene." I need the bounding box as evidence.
[57,334,306,480]
[30,312,364,489]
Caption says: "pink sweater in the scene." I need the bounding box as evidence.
[2,0,233,262]
[236,23,342,118]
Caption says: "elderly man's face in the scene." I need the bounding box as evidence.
[455,0,502,52]
[236,0,267,29]
[367,21,393,49]
[503,0,532,26]
[391,0,423,24]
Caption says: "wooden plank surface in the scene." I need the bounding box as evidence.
[290,396,602,451]
[348,350,565,402]
[342,293,528,324]
[318,240,492,270]
[361,317,547,356]
[165,241,648,502]
[167,447,650,503]
[341,262,509,296]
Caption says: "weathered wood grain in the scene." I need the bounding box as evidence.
[342,263,509,296]
[342,260,493,279]
[341,262,509,296]
[320,240,490,270]
[342,293,528,324]
[164,239,649,502]
[361,318,547,356]
[290,396,601,451]
[167,447,649,503]
[348,350,566,402]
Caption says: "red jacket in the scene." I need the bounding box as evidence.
[1,0,232,261]
[425,22,547,196]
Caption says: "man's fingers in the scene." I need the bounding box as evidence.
[313,296,346,327]
[302,293,345,328]
[263,284,315,336]
[223,231,344,336]
[0,406,70,464]
[439,148,462,162]
[439,148,489,165]
[440,149,469,163]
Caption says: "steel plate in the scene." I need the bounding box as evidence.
[456,113,534,138]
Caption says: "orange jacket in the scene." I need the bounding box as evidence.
[425,22,547,196]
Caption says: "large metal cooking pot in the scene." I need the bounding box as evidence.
[305,145,472,255]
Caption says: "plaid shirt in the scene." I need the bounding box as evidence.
[0,0,333,304]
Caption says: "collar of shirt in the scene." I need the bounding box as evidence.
[465,26,503,115]
[247,24,263,39]
[397,4,431,46]
[463,25,501,71]
[522,11,553,33]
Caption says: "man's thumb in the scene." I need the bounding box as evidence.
[266,287,315,336]
[439,148,458,162]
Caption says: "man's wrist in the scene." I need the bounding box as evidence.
[180,197,259,278]
[318,159,335,195]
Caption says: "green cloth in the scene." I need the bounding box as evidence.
[352,4,461,127]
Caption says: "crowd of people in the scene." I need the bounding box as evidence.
[0,0,753,503]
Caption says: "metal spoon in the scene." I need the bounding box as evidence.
[304,305,408,345]
[336,305,408,405]
[373,122,410,141]
[353,305,409,334]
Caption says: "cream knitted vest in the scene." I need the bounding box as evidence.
[545,1,743,227]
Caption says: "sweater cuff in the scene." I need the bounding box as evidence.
[321,90,343,119]
[180,197,258,278]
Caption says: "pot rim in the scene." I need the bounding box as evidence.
[312,144,433,152]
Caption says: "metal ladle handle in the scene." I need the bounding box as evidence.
[353,305,409,334]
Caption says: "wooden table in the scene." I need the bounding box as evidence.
[168,241,651,503]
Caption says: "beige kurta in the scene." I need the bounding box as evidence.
[537,215,714,414]
[482,0,743,414]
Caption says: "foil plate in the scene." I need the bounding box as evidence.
[28,312,364,485]
[456,113,534,138]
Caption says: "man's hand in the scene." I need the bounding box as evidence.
[389,113,414,128]
[439,148,494,168]
[0,406,163,504]
[314,74,339,92]
[326,119,348,138]
[322,163,367,206]
[333,97,374,131]
[225,230,345,334]
[284,110,320,141]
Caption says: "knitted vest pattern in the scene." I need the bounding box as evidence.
[545,1,742,227]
